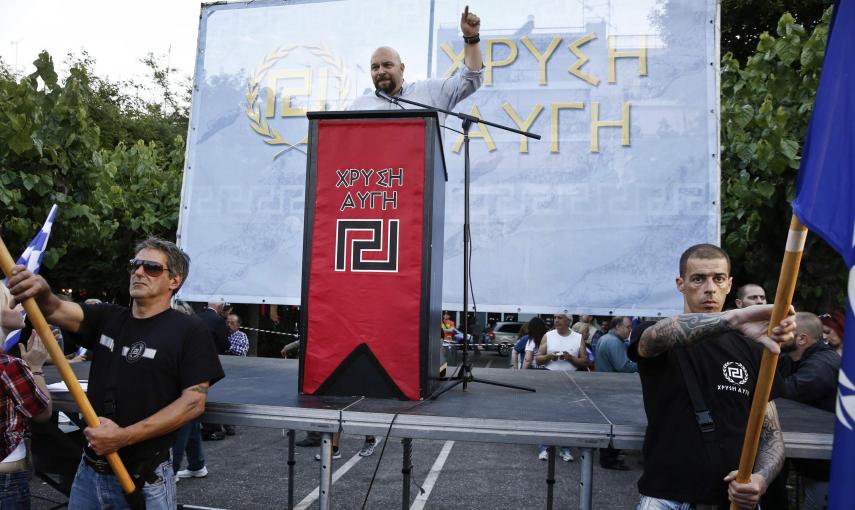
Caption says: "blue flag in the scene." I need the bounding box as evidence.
[3,204,58,352]
[791,2,855,508]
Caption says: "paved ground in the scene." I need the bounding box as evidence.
[30,352,645,509]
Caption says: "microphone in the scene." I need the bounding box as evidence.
[375,89,405,109]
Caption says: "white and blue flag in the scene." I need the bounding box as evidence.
[3,204,58,352]
[790,2,855,507]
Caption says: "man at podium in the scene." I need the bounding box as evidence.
[349,5,484,120]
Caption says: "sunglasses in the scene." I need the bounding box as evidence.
[128,259,170,277]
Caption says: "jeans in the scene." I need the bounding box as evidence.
[637,497,724,510]
[68,457,176,510]
[172,419,205,472]
[0,471,30,510]
[637,497,693,510]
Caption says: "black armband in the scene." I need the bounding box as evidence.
[463,34,480,45]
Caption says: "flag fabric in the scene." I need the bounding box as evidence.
[3,204,58,352]
[790,2,855,508]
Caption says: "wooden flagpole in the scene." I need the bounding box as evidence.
[729,214,807,509]
[0,235,136,494]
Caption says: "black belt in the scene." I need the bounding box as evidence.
[83,453,113,475]
[83,449,170,478]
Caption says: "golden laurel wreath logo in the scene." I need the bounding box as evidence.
[245,45,350,158]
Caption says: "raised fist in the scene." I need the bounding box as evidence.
[460,6,480,37]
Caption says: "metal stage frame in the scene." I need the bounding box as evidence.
[46,356,834,510]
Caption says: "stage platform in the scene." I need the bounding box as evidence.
[46,356,834,509]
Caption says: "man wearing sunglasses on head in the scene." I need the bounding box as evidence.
[7,237,224,510]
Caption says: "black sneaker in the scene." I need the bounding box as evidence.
[296,438,321,447]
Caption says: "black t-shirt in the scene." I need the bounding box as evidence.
[73,304,225,463]
[628,320,781,505]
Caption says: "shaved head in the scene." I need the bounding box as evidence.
[782,311,824,360]
[735,283,766,308]
[370,46,405,95]
[371,46,402,64]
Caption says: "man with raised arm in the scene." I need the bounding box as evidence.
[348,6,484,122]
[627,244,794,510]
[8,237,224,509]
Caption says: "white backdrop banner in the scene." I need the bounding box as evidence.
[177,0,720,316]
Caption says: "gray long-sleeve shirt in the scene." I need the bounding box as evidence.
[347,65,484,125]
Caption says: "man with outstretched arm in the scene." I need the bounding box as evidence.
[627,244,794,510]
[348,5,483,122]
[8,237,224,509]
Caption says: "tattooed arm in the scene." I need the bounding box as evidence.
[723,402,785,508]
[84,382,211,456]
[755,401,785,483]
[636,312,737,358]
[636,305,795,359]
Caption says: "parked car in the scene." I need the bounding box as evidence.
[483,321,524,356]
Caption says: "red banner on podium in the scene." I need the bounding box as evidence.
[302,119,428,400]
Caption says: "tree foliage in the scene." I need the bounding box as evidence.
[721,0,831,64]
[0,52,187,301]
[721,6,845,312]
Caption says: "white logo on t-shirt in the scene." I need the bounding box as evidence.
[722,361,749,386]
[122,341,157,363]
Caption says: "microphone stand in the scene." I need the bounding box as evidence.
[375,90,539,399]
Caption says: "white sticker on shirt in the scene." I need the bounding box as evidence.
[99,335,115,351]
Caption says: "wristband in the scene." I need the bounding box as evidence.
[463,34,480,45]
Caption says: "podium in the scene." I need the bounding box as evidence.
[299,110,447,400]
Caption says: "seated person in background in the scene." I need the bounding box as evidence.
[777,311,840,510]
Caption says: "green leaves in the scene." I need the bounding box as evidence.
[721,6,844,312]
[0,51,187,301]
[31,52,58,89]
[779,138,800,161]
